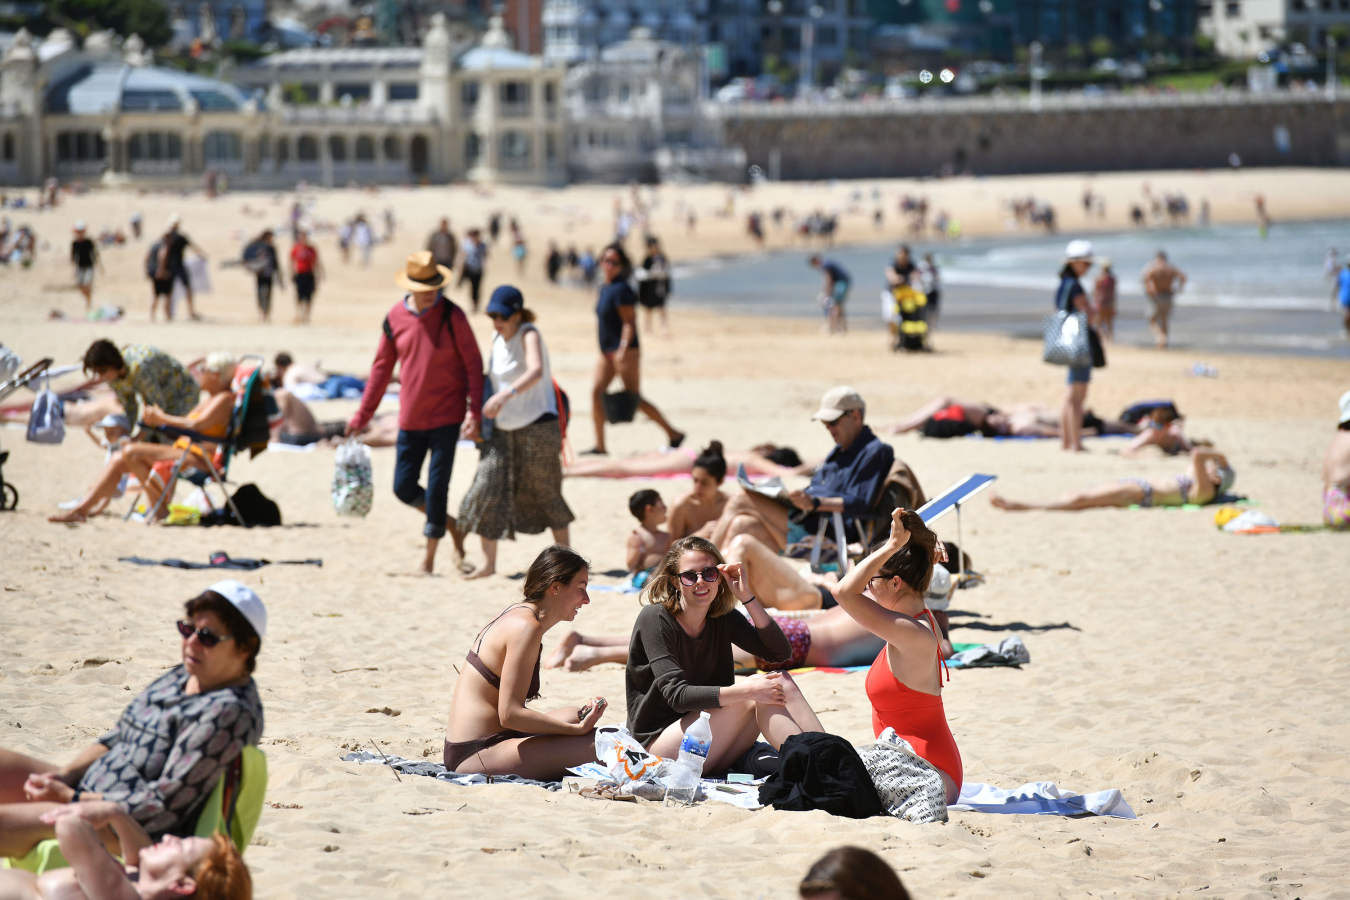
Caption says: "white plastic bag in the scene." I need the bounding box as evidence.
[594,725,664,786]
[332,439,373,517]
[26,376,64,444]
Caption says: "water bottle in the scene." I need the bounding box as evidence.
[1189,363,1218,378]
[663,711,713,807]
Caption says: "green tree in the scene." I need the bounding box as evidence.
[1088,35,1114,61]
[36,0,173,47]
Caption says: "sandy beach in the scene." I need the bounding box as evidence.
[2,167,1349,898]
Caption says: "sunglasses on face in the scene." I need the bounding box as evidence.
[677,566,721,587]
[487,312,506,321]
[600,256,620,266]
[176,620,232,648]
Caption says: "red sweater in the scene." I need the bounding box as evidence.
[350,297,484,432]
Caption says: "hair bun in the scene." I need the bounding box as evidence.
[704,440,724,457]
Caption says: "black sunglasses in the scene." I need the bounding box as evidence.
[677,566,720,587]
[177,620,233,648]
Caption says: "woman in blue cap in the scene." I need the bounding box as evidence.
[456,286,575,578]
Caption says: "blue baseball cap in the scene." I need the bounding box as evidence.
[486,285,525,319]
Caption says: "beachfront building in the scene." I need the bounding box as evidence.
[541,0,705,65]
[563,27,742,181]
[0,14,567,188]
[1199,1,1350,58]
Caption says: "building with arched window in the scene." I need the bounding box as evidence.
[0,14,568,187]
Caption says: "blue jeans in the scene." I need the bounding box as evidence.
[1066,365,1091,384]
[393,423,459,539]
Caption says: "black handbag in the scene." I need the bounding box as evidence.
[602,391,640,424]
[1088,326,1106,368]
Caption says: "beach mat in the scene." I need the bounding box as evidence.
[120,552,322,570]
[343,751,562,791]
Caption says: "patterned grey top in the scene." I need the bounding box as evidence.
[79,666,263,836]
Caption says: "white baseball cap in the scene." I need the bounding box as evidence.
[1339,389,1350,426]
[924,564,953,611]
[207,579,267,639]
[1064,239,1094,261]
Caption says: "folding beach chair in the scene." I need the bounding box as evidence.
[916,473,997,580]
[3,746,268,875]
[810,459,928,575]
[123,356,274,526]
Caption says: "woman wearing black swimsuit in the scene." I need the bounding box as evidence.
[443,546,607,778]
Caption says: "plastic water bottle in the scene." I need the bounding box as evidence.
[1189,363,1218,378]
[663,711,713,807]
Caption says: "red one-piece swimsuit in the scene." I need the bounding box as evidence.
[863,609,963,791]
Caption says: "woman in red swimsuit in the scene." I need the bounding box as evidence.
[443,546,608,778]
[833,508,962,803]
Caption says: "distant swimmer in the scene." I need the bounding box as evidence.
[1140,250,1187,350]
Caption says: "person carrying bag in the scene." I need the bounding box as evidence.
[1043,240,1104,453]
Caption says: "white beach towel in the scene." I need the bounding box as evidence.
[951,781,1136,818]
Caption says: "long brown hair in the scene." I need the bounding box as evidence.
[876,509,938,596]
[641,536,736,618]
[522,545,589,603]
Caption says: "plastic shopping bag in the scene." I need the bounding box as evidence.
[332,439,373,517]
[26,376,64,444]
[594,726,664,786]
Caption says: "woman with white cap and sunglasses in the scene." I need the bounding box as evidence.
[0,581,265,859]
[1057,239,1100,453]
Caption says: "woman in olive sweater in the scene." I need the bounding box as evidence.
[624,536,824,773]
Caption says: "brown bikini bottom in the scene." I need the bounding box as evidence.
[443,729,533,771]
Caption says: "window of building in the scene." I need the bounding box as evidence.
[618,82,630,101]
[1291,0,1307,9]
[546,134,557,163]
[848,26,869,50]
[816,25,838,47]
[544,82,556,105]
[327,135,346,162]
[383,135,402,160]
[275,137,289,165]
[297,135,319,161]
[335,83,371,103]
[461,81,479,111]
[500,132,531,168]
[1225,1,1241,16]
[203,131,242,161]
[465,132,481,165]
[355,135,376,161]
[2,133,13,161]
[127,132,181,161]
[120,90,181,112]
[501,81,531,106]
[388,82,419,101]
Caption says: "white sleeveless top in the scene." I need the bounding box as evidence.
[490,323,556,431]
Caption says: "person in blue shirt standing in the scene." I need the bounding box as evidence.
[709,386,894,556]
[586,242,684,455]
[810,255,851,334]
[1337,261,1350,338]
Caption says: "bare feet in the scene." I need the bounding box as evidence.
[461,564,495,580]
[48,509,88,524]
[446,516,467,567]
[563,645,614,673]
[420,546,436,574]
[989,494,1028,511]
[545,631,581,669]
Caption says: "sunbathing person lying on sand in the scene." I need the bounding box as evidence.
[49,354,236,523]
[992,446,1235,511]
[887,396,1134,439]
[564,441,810,480]
[442,546,607,780]
[0,801,251,900]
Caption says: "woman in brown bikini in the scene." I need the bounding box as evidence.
[442,546,607,778]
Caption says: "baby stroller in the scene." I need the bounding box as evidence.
[0,357,55,510]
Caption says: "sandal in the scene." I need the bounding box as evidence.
[579,784,636,802]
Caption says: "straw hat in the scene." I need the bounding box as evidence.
[395,250,453,292]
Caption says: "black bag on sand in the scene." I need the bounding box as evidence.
[200,483,281,527]
[602,390,640,424]
[758,732,883,818]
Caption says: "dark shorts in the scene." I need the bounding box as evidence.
[294,272,316,301]
[1067,365,1092,385]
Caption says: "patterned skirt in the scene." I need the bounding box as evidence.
[457,417,574,540]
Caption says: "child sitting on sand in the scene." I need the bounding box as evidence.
[626,489,670,586]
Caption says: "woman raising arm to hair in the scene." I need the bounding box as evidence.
[833,509,962,803]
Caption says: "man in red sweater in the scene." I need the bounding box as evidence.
[348,251,485,573]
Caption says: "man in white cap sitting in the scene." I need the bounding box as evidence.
[710,385,895,556]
